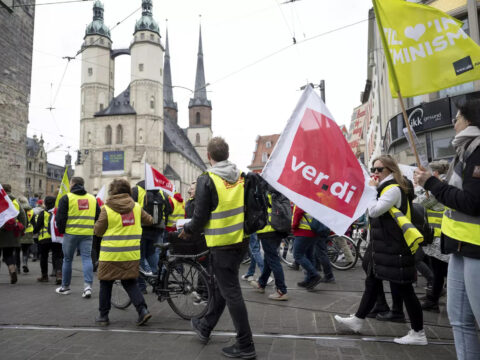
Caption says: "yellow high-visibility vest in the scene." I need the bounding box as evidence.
[442,206,480,246]
[137,186,146,208]
[65,193,96,235]
[427,209,443,238]
[258,193,275,234]
[12,199,19,211]
[381,184,423,254]
[25,209,34,234]
[99,204,143,262]
[204,172,245,247]
[167,196,185,228]
[38,211,51,241]
[292,205,313,231]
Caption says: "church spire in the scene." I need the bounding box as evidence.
[163,26,177,116]
[189,25,211,108]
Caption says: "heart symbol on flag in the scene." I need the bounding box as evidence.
[404,24,426,42]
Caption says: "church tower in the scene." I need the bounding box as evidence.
[130,0,164,170]
[163,28,178,122]
[187,26,212,167]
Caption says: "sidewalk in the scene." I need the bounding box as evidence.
[0,256,456,359]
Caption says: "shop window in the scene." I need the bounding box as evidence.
[433,137,455,159]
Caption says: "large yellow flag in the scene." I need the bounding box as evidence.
[372,0,480,97]
[55,166,70,208]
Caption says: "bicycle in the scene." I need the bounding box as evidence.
[350,222,369,261]
[111,242,213,320]
[326,234,358,270]
[278,235,295,267]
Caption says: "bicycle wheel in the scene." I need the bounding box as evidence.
[356,238,369,261]
[111,280,132,309]
[278,237,295,266]
[165,259,212,320]
[328,235,358,270]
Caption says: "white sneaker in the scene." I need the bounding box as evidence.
[334,314,364,333]
[394,329,428,345]
[250,280,265,293]
[241,274,254,282]
[82,287,92,299]
[55,287,71,295]
[266,277,274,286]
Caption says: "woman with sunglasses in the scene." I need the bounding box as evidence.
[415,99,480,360]
[335,155,427,345]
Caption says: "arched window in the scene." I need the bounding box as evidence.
[116,125,123,144]
[105,125,112,145]
[138,128,144,143]
[195,133,200,145]
[195,112,201,125]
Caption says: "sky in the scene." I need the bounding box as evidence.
[28,0,373,171]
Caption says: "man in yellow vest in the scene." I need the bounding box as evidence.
[55,177,100,297]
[180,137,255,359]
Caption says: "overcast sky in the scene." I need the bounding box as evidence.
[28,0,372,171]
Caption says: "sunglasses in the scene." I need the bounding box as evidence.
[370,167,385,173]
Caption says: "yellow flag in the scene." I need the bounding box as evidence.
[55,166,70,208]
[372,0,480,97]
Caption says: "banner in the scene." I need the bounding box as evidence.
[50,208,63,244]
[372,0,480,97]
[55,166,70,208]
[145,163,175,196]
[96,185,107,207]
[102,151,124,174]
[262,86,377,235]
[0,185,19,228]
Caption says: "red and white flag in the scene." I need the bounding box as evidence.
[262,86,376,235]
[50,208,63,244]
[0,185,19,229]
[96,185,107,207]
[145,163,175,196]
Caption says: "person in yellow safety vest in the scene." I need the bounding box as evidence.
[94,178,153,327]
[336,155,427,346]
[180,137,256,359]
[55,177,100,297]
[166,193,185,232]
[415,99,480,359]
[17,196,35,274]
[33,196,63,284]
[415,160,450,313]
[0,184,26,284]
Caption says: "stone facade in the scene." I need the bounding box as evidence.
[25,136,47,199]
[0,1,35,196]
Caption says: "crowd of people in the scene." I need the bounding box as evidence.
[1,98,480,359]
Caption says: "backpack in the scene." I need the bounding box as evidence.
[305,216,331,237]
[243,172,268,235]
[411,203,434,246]
[269,189,291,233]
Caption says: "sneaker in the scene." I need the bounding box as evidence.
[139,268,153,276]
[222,343,256,359]
[421,299,440,313]
[268,290,289,301]
[191,318,210,344]
[305,275,322,290]
[136,307,152,326]
[297,280,308,288]
[241,274,254,282]
[376,311,406,323]
[266,277,274,286]
[82,287,92,299]
[22,265,29,273]
[319,276,336,283]
[334,314,364,333]
[393,329,428,345]
[249,280,265,294]
[95,314,109,326]
[287,262,299,271]
[37,275,49,283]
[56,287,71,295]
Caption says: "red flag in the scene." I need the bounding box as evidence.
[0,186,19,229]
[145,163,175,196]
[262,86,376,235]
[96,185,106,207]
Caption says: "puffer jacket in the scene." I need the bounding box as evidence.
[94,193,153,281]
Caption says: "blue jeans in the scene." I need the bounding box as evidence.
[293,236,319,281]
[62,234,93,288]
[447,253,480,360]
[246,233,264,277]
[314,236,334,279]
[258,234,287,294]
[138,230,162,291]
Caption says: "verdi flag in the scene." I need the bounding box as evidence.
[96,184,107,207]
[55,166,70,208]
[0,185,19,228]
[262,86,377,235]
[372,0,480,97]
[145,163,175,196]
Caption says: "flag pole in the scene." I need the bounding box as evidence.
[396,91,423,169]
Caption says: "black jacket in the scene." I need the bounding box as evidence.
[424,145,480,259]
[55,184,100,234]
[131,180,171,233]
[368,179,416,284]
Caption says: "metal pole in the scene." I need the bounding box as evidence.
[319,80,325,103]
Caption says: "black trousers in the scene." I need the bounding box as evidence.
[198,246,253,348]
[99,278,146,316]
[356,272,424,331]
[38,241,63,276]
[0,248,15,266]
[428,257,448,302]
[15,244,32,269]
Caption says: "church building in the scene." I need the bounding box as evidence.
[74,0,212,196]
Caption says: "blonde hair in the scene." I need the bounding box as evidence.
[429,160,449,175]
[372,155,409,194]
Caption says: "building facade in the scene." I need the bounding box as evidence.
[248,134,280,173]
[0,1,35,196]
[25,136,47,199]
[74,0,209,196]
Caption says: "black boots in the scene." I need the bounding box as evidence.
[136,306,152,326]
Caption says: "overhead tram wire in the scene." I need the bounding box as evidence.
[13,0,93,8]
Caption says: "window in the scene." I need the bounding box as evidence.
[195,133,200,145]
[141,33,145,40]
[433,137,455,159]
[39,163,43,172]
[51,185,54,193]
[28,162,32,171]
[100,38,104,45]
[139,63,144,72]
[195,112,201,125]
[99,103,104,111]
[138,128,144,143]
[150,96,155,110]
[26,178,31,186]
[116,125,123,144]
[150,34,154,41]
[88,67,93,76]
[105,125,112,145]
[262,152,268,163]
[265,141,272,148]
[87,131,92,144]
[39,179,42,188]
